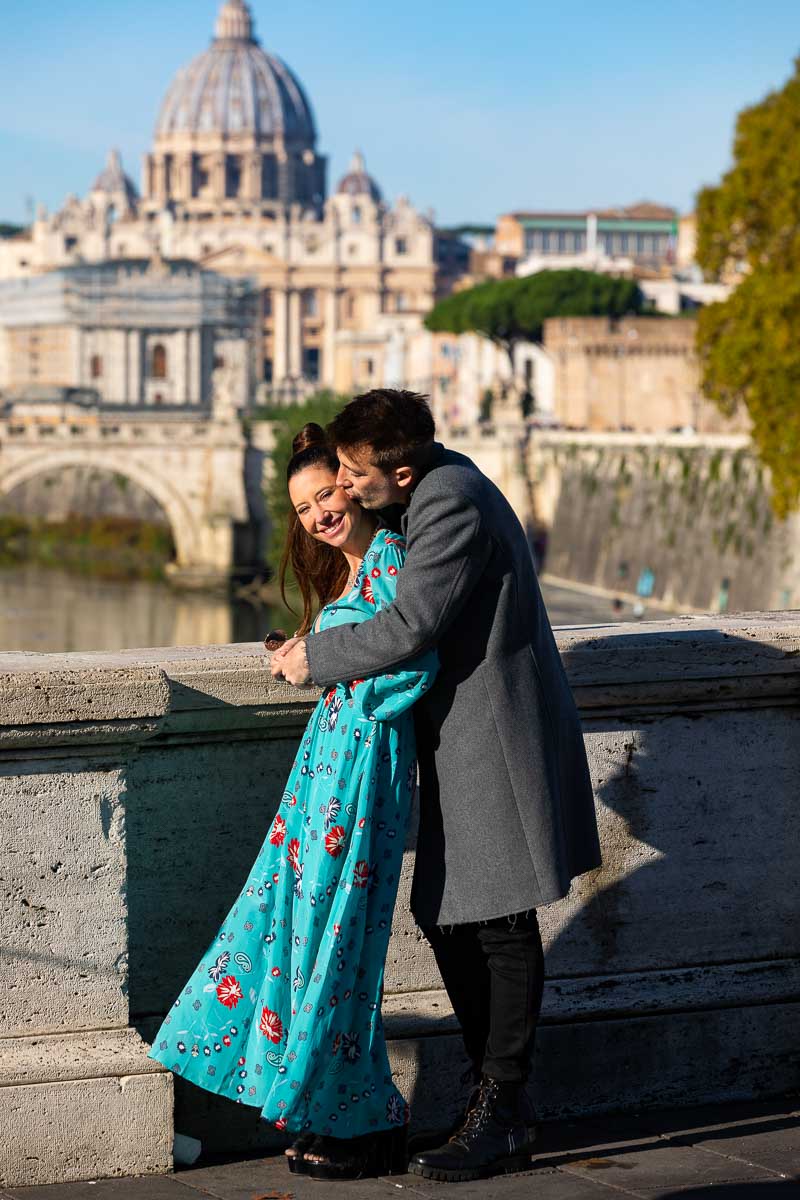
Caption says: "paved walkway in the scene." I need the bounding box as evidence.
[5,1097,799,1199]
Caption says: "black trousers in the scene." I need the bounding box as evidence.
[421,909,545,1084]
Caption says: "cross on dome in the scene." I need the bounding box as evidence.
[214,0,255,42]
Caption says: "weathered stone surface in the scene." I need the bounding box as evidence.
[0,1072,172,1189]
[0,763,130,1037]
[528,433,800,615]
[1,615,800,1185]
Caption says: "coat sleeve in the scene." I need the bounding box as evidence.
[306,485,491,687]
[340,535,438,721]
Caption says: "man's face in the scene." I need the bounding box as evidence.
[336,445,403,509]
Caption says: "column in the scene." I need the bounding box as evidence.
[174,330,188,405]
[288,289,302,378]
[586,213,597,256]
[244,153,262,203]
[128,330,141,405]
[213,154,226,201]
[322,288,337,388]
[188,328,200,405]
[73,328,84,386]
[181,154,194,202]
[273,289,289,382]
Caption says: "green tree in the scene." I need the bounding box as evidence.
[255,390,349,580]
[424,269,645,367]
[696,55,800,516]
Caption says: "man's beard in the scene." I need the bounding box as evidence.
[351,493,380,510]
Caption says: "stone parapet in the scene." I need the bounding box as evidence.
[2,615,800,1184]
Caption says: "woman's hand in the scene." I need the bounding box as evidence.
[270,637,311,685]
[269,636,312,685]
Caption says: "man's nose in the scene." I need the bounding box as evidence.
[336,468,351,489]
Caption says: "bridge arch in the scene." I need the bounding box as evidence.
[0,449,201,567]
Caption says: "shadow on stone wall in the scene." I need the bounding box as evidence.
[121,626,800,1151]
[398,625,800,1133]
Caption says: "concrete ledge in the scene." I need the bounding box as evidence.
[0,1071,173,1189]
[2,614,800,1183]
[0,1027,168,1087]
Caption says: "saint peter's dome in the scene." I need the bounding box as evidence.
[145,1,326,210]
[155,0,317,142]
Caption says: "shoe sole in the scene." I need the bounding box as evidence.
[286,1155,309,1176]
[408,1151,532,1183]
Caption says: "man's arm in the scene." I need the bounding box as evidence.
[306,485,492,688]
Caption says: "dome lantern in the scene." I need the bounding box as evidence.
[214,0,255,43]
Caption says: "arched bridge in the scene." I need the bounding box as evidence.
[0,409,270,586]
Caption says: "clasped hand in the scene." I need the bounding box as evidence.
[269,636,312,686]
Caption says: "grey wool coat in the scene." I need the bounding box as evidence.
[305,442,601,927]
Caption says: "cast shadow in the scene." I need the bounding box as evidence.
[400,620,800,1137]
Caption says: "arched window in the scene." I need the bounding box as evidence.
[90,354,103,379]
[151,343,167,379]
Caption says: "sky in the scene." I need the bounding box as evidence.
[0,0,798,227]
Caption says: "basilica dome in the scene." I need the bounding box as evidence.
[146,0,326,210]
[155,0,317,144]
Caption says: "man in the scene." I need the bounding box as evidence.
[272,389,601,1182]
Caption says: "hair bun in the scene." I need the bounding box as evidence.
[292,422,327,455]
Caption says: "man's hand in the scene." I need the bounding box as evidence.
[271,637,312,686]
[270,635,302,673]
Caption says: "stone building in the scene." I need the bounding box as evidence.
[0,257,258,413]
[0,0,438,399]
[543,316,748,433]
[497,204,679,275]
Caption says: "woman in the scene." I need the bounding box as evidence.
[147,424,437,1181]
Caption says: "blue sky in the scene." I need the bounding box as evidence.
[0,0,797,226]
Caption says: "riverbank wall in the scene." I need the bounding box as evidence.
[2,614,800,1186]
[524,432,800,614]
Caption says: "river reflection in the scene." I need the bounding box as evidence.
[0,565,296,653]
[0,564,656,654]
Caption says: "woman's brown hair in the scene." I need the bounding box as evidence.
[278,423,351,635]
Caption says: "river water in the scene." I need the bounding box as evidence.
[0,564,652,654]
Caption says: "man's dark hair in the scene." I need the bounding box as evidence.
[326,389,436,471]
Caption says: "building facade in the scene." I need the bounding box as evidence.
[498,203,679,276]
[0,257,258,414]
[543,316,748,433]
[0,1,438,401]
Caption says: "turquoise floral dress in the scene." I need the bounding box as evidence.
[147,529,437,1138]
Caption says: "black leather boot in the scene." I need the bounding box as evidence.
[408,1076,536,1182]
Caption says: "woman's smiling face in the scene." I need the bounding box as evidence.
[288,463,365,548]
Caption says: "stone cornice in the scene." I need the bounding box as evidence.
[1,613,799,750]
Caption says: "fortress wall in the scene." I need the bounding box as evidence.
[528,433,800,614]
[2,619,800,1184]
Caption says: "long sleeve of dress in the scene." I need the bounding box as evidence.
[327,534,438,722]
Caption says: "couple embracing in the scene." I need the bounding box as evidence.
[148,389,600,1183]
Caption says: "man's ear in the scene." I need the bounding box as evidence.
[394,465,415,494]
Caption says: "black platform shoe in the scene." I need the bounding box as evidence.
[305,1124,408,1181]
[408,1076,536,1183]
[284,1131,316,1175]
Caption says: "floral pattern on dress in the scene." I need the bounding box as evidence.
[146,529,437,1139]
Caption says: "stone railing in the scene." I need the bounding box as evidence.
[2,612,800,1187]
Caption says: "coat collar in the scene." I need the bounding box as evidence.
[400,440,445,535]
